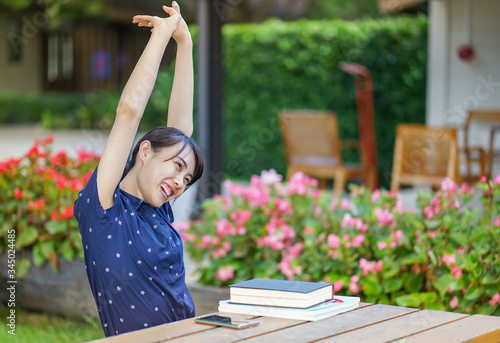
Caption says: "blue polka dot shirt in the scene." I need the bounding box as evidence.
[74,168,195,337]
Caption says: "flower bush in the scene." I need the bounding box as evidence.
[0,136,100,277]
[179,170,500,316]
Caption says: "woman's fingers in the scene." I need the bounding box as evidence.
[172,1,181,14]
[132,15,152,26]
[162,4,179,17]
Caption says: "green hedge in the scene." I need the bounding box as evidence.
[0,15,428,189]
[222,15,427,187]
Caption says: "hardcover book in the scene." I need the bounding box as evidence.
[219,295,360,321]
[229,279,333,308]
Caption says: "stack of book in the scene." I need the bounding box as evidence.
[218,278,360,321]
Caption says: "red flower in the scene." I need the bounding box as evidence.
[14,187,24,199]
[61,205,74,221]
[42,134,55,145]
[50,209,60,221]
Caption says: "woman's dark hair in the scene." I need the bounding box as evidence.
[121,127,204,187]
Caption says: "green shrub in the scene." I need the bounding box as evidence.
[179,171,500,316]
[0,137,100,277]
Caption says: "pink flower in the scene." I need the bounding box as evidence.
[493,175,500,185]
[489,293,500,306]
[374,207,395,227]
[451,265,462,280]
[230,209,252,226]
[393,230,403,242]
[441,177,458,193]
[340,199,351,210]
[274,198,291,214]
[327,234,341,248]
[287,242,304,259]
[348,275,359,294]
[423,206,434,219]
[352,234,365,248]
[449,296,459,309]
[428,231,438,239]
[479,176,487,183]
[215,265,234,282]
[201,235,212,248]
[370,189,381,203]
[377,241,387,250]
[250,175,262,189]
[212,248,227,258]
[216,219,233,237]
[261,169,283,185]
[494,216,500,227]
[442,254,456,266]
[333,279,344,292]
[304,226,315,234]
[172,221,190,233]
[237,226,247,235]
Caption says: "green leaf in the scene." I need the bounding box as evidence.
[395,293,421,308]
[419,292,437,305]
[15,258,31,278]
[449,232,468,247]
[45,221,67,234]
[39,241,56,259]
[60,241,75,261]
[400,254,423,265]
[32,244,45,266]
[383,278,403,293]
[404,273,423,293]
[16,228,38,249]
[464,284,483,301]
[432,274,454,297]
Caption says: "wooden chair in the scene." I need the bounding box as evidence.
[278,110,377,195]
[461,109,500,180]
[391,124,461,192]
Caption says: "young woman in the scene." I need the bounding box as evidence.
[74,2,204,337]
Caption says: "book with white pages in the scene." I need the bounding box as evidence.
[228,278,333,308]
[218,295,360,321]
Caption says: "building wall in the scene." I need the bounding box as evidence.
[427,0,500,176]
[0,10,43,93]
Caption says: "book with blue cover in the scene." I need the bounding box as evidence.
[218,295,360,321]
[229,279,333,308]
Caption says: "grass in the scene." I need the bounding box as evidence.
[0,304,105,343]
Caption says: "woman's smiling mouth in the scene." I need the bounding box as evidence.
[160,182,173,199]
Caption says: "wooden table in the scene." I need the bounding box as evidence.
[88,303,500,343]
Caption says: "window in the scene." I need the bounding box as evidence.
[7,18,23,62]
[47,32,73,82]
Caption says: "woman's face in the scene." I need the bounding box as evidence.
[139,142,196,207]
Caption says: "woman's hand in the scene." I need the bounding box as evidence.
[170,1,192,45]
[132,3,181,36]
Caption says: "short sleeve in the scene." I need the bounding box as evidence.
[74,167,112,225]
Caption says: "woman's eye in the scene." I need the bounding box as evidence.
[176,162,182,169]
[185,178,191,184]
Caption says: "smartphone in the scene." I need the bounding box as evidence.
[195,314,259,329]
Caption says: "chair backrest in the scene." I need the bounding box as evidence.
[278,110,342,169]
[391,124,459,191]
[467,110,500,123]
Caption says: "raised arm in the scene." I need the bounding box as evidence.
[97,5,181,209]
[166,2,194,137]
